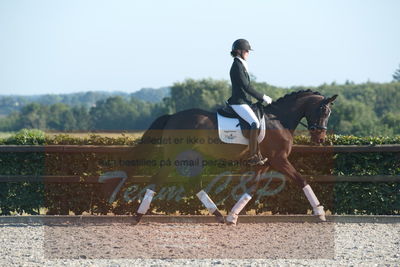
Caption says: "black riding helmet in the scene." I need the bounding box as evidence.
[231,39,253,51]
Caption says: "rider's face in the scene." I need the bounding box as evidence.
[241,50,249,60]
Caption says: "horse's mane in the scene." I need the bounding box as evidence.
[271,89,323,105]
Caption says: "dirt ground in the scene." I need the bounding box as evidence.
[43,222,335,260]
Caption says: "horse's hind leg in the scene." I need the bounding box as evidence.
[132,165,173,225]
[226,193,252,225]
[225,168,266,226]
[196,190,225,223]
[131,188,156,225]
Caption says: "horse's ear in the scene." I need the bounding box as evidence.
[325,94,338,105]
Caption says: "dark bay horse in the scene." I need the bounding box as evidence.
[131,90,338,225]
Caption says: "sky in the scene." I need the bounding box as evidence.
[0,0,399,95]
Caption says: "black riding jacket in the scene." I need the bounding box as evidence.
[227,57,264,105]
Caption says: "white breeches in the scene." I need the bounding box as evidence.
[230,104,260,128]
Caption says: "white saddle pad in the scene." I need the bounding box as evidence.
[217,113,266,145]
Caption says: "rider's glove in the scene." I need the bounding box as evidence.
[262,95,272,105]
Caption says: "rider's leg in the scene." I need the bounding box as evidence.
[249,122,263,165]
[230,104,264,165]
[230,104,260,129]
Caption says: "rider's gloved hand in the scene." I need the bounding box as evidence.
[262,95,272,105]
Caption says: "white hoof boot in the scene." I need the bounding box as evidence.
[313,205,326,222]
[226,214,238,226]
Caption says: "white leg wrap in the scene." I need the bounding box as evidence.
[196,190,217,214]
[313,205,325,216]
[313,205,326,221]
[137,189,156,215]
[302,184,320,208]
[226,193,252,224]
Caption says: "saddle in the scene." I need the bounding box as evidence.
[217,102,264,139]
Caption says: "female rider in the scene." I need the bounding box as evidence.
[227,39,272,165]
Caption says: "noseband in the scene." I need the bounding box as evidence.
[299,121,327,131]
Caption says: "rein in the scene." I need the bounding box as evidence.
[261,90,331,131]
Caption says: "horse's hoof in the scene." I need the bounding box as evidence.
[226,214,237,226]
[212,210,226,224]
[216,216,225,224]
[131,213,143,225]
[313,206,326,222]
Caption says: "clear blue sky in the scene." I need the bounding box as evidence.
[1,0,399,95]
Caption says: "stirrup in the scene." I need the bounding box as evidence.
[247,154,265,166]
[257,151,268,165]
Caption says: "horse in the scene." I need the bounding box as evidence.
[130,89,338,225]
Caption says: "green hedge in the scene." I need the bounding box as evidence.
[0,129,399,215]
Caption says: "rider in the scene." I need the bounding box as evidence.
[227,39,273,165]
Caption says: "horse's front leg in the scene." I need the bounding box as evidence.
[270,156,326,221]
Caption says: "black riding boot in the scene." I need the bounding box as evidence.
[248,122,265,166]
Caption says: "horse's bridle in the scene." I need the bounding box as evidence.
[299,102,330,131]
[262,100,330,131]
[299,121,327,131]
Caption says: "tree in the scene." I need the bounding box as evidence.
[47,103,70,130]
[393,64,400,82]
[167,78,230,112]
[72,106,92,130]
[1,79,400,136]
[89,96,157,130]
[382,112,400,135]
[90,97,136,130]
[18,103,48,130]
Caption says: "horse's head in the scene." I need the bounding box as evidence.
[304,94,338,144]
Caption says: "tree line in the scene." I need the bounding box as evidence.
[0,79,399,136]
[0,87,170,117]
